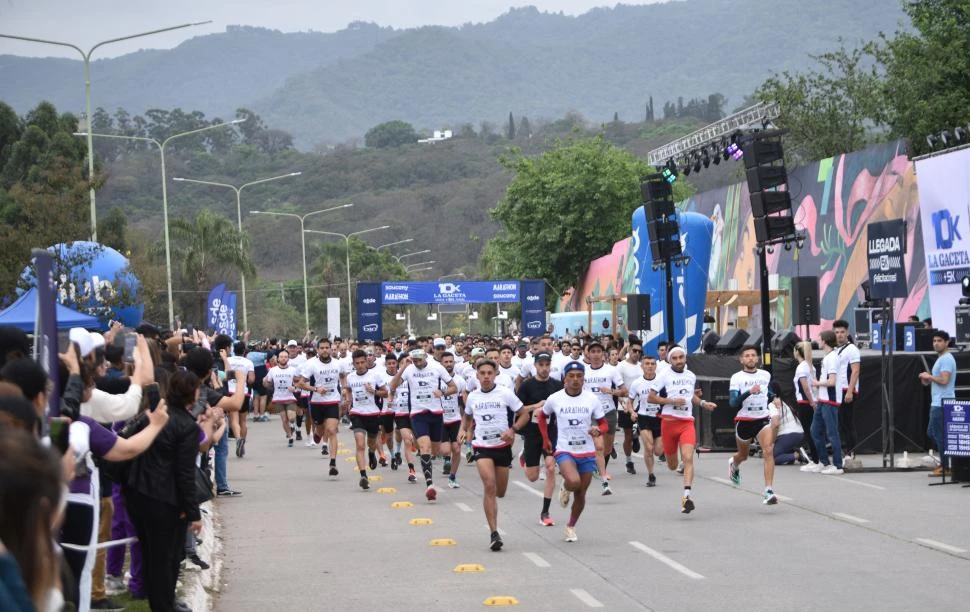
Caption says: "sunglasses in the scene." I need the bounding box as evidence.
[631,348,642,353]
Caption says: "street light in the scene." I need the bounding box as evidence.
[393,249,431,263]
[76,118,245,329]
[250,204,354,332]
[304,226,390,336]
[404,261,436,271]
[375,238,414,251]
[173,172,302,332]
[1,21,212,241]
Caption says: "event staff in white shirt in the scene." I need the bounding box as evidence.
[727,345,778,505]
[342,350,388,490]
[648,346,716,513]
[459,358,524,551]
[833,320,861,458]
[810,330,845,474]
[793,341,820,470]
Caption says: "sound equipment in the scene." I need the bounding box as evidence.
[791,276,820,325]
[701,330,720,353]
[771,328,801,358]
[696,377,736,450]
[746,329,771,353]
[714,328,749,354]
[625,294,651,331]
[915,328,936,351]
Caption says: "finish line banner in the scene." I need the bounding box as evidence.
[382,281,521,305]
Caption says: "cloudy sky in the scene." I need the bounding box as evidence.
[0,0,663,58]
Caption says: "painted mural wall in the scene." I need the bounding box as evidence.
[563,140,928,338]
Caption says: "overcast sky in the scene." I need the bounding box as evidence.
[0,0,663,58]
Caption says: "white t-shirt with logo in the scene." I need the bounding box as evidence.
[441,373,466,423]
[819,351,843,405]
[301,357,348,405]
[464,385,523,449]
[345,369,386,416]
[541,389,605,457]
[729,368,773,421]
[583,363,625,413]
[265,365,299,403]
[654,367,697,421]
[836,342,861,392]
[399,361,453,415]
[227,355,255,396]
[794,360,816,403]
[628,376,661,417]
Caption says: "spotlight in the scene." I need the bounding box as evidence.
[940,130,951,147]
[712,144,721,165]
[954,127,967,144]
[662,158,678,183]
[784,241,792,251]
[766,245,774,254]
[701,148,711,168]
[727,143,743,160]
[926,134,939,149]
[963,275,970,298]
[720,137,730,161]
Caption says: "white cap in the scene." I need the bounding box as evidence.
[286,340,298,347]
[409,349,427,360]
[69,328,94,357]
[433,338,446,347]
[89,332,106,351]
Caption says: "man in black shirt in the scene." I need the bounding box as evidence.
[514,352,564,526]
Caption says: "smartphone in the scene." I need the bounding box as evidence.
[123,333,137,363]
[49,417,70,455]
[57,330,71,353]
[145,383,161,412]
[186,324,194,336]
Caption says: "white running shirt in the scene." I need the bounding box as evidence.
[541,389,604,457]
[464,385,523,449]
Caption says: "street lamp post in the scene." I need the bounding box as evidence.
[393,249,431,264]
[304,226,390,337]
[77,119,245,329]
[251,205,353,332]
[173,172,302,332]
[1,22,211,241]
[375,238,414,251]
[404,261,436,271]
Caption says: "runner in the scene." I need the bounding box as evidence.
[626,353,663,487]
[459,358,524,551]
[581,341,626,495]
[497,344,521,389]
[616,338,644,474]
[538,361,608,542]
[262,349,300,447]
[248,342,270,422]
[727,345,778,505]
[301,339,348,478]
[390,349,457,501]
[648,346,717,513]
[378,353,399,468]
[343,349,389,490]
[438,352,466,488]
[514,351,563,526]
[390,359,418,482]
[228,340,255,458]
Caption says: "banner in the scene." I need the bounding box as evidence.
[382,281,520,305]
[357,282,383,341]
[206,283,226,331]
[867,219,907,299]
[327,297,341,340]
[519,280,546,336]
[33,249,60,418]
[213,290,235,337]
[915,147,970,333]
[225,292,237,338]
[943,399,970,458]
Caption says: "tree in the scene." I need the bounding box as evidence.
[166,209,255,324]
[98,207,128,254]
[484,137,652,296]
[364,120,419,148]
[507,112,516,140]
[517,116,531,140]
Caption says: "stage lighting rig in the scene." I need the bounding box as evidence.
[961,275,970,305]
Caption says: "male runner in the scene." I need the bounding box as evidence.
[728,345,778,505]
[378,353,399,468]
[497,344,521,389]
[616,338,644,474]
[228,340,255,457]
[343,349,388,490]
[626,354,662,486]
[582,341,626,495]
[514,351,563,525]
[438,352,466,487]
[648,346,716,513]
[391,359,418,481]
[263,349,300,446]
[539,361,607,542]
[301,339,348,477]
[391,349,457,501]
[460,358,524,551]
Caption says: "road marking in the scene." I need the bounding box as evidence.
[914,538,967,555]
[455,502,473,512]
[832,512,869,524]
[629,541,705,580]
[831,476,885,490]
[708,476,792,501]
[569,589,604,608]
[710,476,733,486]
[513,480,544,497]
[522,552,550,568]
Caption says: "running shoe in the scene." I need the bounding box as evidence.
[379,455,388,467]
[448,478,461,489]
[540,513,555,527]
[393,451,402,466]
[287,438,294,448]
[369,451,378,471]
[763,489,778,505]
[558,481,571,508]
[305,439,315,447]
[681,496,695,514]
[626,461,636,475]
[442,459,451,475]
[390,456,399,470]
[820,465,844,475]
[564,526,578,542]
[295,431,303,441]
[328,466,339,478]
[359,476,370,490]
[797,447,812,464]
[632,431,641,453]
[610,447,617,460]
[601,482,613,496]
[235,438,243,457]
[646,473,656,487]
[490,531,503,551]
[216,489,242,497]
[321,444,329,456]
[675,463,685,475]
[408,468,417,484]
[425,484,437,502]
[658,453,666,462]
[729,457,741,486]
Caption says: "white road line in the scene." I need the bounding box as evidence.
[709,476,734,486]
[629,541,705,580]
[523,552,551,568]
[513,480,544,498]
[454,502,473,512]
[831,476,886,490]
[775,493,794,502]
[569,589,604,608]
[914,538,968,555]
[832,512,870,524]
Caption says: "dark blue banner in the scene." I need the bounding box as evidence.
[943,399,970,457]
[357,282,383,341]
[519,280,546,335]
[867,219,907,299]
[33,249,60,418]
[382,281,521,304]
[206,283,226,330]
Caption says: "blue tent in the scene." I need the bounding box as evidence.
[0,288,101,332]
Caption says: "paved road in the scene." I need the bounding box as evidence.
[216,421,970,611]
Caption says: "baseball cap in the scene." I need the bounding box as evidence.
[517,341,529,349]
[470,347,486,357]
[286,340,298,347]
[409,349,427,360]
[586,340,605,351]
[90,332,106,352]
[562,361,585,375]
[534,352,552,362]
[433,338,446,348]
[69,328,95,357]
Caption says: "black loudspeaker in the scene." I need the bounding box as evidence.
[696,377,736,450]
[791,276,820,325]
[626,294,651,331]
[715,328,749,354]
[701,330,720,353]
[771,328,801,358]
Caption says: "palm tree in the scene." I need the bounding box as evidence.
[167,209,255,324]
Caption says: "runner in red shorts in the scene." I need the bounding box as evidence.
[648,346,716,513]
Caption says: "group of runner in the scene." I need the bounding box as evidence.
[238,332,804,549]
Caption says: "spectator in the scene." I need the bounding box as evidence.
[0,326,30,370]
[769,384,806,465]
[920,330,956,476]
